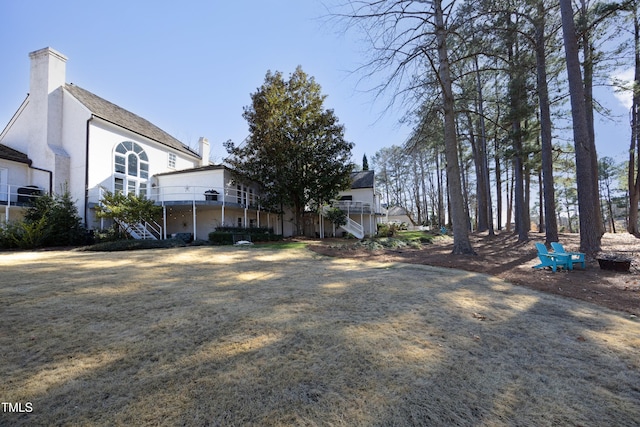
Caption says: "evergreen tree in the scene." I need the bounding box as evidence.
[226,67,354,235]
[95,191,162,234]
[23,189,86,247]
[362,153,369,171]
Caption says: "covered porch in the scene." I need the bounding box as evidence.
[0,183,45,223]
[88,184,285,240]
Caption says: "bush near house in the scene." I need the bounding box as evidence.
[208,226,283,245]
[0,190,88,249]
[82,238,187,252]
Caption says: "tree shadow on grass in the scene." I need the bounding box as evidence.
[2,248,639,425]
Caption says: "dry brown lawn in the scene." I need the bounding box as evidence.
[1,246,639,426]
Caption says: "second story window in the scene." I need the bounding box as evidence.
[114,141,149,197]
[168,152,176,169]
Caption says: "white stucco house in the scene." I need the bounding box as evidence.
[0,47,381,240]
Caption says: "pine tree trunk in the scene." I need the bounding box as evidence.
[467,112,488,231]
[559,0,603,257]
[629,2,640,235]
[495,139,502,230]
[534,5,559,244]
[434,0,475,254]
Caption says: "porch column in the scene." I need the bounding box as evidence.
[5,184,10,222]
[370,213,373,236]
[193,200,197,240]
[163,205,167,239]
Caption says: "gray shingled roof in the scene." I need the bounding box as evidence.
[0,143,30,164]
[351,170,374,189]
[65,84,200,159]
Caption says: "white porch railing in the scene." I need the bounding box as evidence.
[330,200,377,215]
[89,185,259,207]
[0,184,44,204]
[150,185,258,206]
[0,184,45,222]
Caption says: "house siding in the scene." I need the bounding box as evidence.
[87,119,199,200]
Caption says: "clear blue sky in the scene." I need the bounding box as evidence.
[0,0,632,167]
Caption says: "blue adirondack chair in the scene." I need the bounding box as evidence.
[551,242,586,270]
[534,242,571,272]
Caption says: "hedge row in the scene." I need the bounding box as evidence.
[81,238,187,252]
[208,230,283,245]
[214,226,275,234]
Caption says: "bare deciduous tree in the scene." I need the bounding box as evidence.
[337,0,475,254]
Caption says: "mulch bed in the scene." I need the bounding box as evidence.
[309,232,640,316]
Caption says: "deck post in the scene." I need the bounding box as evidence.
[5,185,10,222]
[163,205,167,239]
[192,199,197,240]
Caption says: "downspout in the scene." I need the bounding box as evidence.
[27,162,53,195]
[84,117,93,228]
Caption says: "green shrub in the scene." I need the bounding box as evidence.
[0,222,20,249]
[82,238,186,252]
[215,226,274,234]
[324,207,347,228]
[190,239,210,246]
[13,217,48,249]
[94,227,128,243]
[208,229,283,245]
[208,232,235,245]
[377,223,399,237]
[22,190,87,247]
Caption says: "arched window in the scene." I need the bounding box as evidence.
[114,141,149,197]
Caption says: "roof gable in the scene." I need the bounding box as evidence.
[65,84,200,159]
[351,170,374,189]
[387,206,408,216]
[0,144,30,164]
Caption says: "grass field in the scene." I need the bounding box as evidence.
[1,246,639,426]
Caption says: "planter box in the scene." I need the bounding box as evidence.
[597,257,631,272]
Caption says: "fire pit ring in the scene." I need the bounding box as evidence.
[596,254,632,272]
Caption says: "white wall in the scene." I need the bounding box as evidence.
[87,119,200,201]
[156,168,227,202]
[0,160,29,188]
[60,89,91,211]
[341,187,375,206]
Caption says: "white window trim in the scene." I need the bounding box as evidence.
[113,142,150,197]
